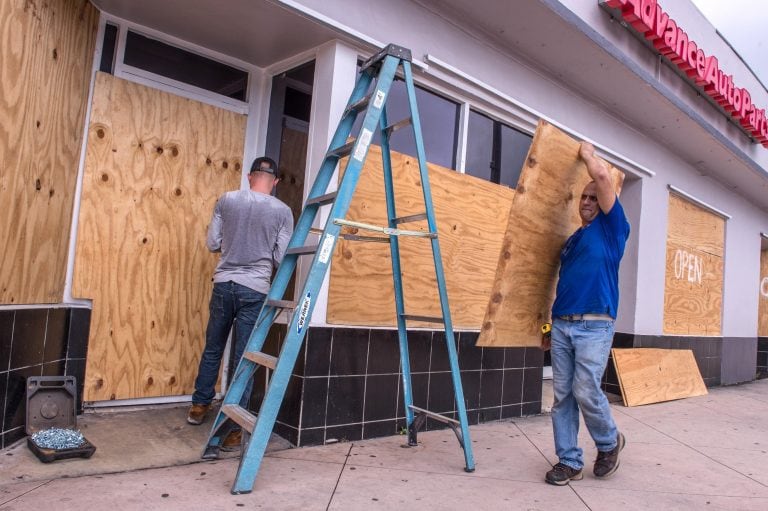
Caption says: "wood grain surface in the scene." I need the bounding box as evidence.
[612,348,708,407]
[73,73,245,401]
[477,120,624,347]
[663,194,724,335]
[327,145,515,328]
[0,0,97,303]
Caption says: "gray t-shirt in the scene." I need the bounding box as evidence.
[207,189,294,294]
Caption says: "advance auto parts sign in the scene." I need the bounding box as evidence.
[604,0,768,148]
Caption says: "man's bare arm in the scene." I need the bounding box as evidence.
[579,142,615,214]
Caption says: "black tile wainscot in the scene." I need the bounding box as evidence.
[758,338,768,379]
[0,307,91,449]
[258,326,543,447]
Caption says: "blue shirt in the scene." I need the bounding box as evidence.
[551,198,630,319]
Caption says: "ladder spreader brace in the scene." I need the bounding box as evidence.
[202,43,476,495]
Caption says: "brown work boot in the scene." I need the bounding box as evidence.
[187,403,211,425]
[594,432,626,478]
[221,430,243,452]
[545,463,583,486]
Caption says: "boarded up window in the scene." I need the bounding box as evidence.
[327,145,515,328]
[663,194,725,335]
[73,73,245,401]
[759,249,768,337]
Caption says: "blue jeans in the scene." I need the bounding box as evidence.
[192,281,266,407]
[550,317,618,470]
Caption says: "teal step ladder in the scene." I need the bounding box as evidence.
[203,43,475,494]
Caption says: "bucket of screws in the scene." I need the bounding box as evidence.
[26,376,96,463]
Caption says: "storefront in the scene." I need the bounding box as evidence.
[2,0,766,449]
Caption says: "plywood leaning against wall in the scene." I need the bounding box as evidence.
[663,194,724,335]
[0,0,98,303]
[327,145,516,328]
[73,73,245,401]
[759,250,768,337]
[477,120,624,347]
[611,348,708,407]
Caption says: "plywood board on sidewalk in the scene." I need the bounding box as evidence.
[663,194,724,335]
[477,120,624,347]
[327,145,515,328]
[612,348,708,407]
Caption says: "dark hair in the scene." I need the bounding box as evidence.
[250,156,278,177]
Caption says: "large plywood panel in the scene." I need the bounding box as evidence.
[663,194,724,335]
[477,120,624,347]
[612,348,708,407]
[759,250,768,337]
[0,0,98,303]
[73,73,245,401]
[327,145,515,328]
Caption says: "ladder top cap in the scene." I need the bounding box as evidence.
[361,44,412,71]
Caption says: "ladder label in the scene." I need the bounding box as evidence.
[353,128,373,161]
[318,234,335,264]
[373,90,386,109]
[297,292,311,334]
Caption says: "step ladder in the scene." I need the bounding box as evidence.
[203,43,475,494]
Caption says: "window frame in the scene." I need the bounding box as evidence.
[104,14,253,115]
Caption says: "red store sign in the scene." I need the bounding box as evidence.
[605,0,768,148]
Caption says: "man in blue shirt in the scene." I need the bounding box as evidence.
[543,142,631,486]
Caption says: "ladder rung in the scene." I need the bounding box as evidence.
[222,404,256,433]
[409,405,460,426]
[345,94,371,115]
[394,212,427,225]
[327,141,355,159]
[286,245,318,256]
[401,314,444,323]
[242,350,277,369]
[306,191,337,207]
[340,234,391,243]
[385,117,412,136]
[334,218,437,238]
[267,299,297,309]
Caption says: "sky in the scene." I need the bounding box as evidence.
[690,0,768,89]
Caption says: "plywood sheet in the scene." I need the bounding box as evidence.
[0,0,98,303]
[73,73,245,401]
[759,250,768,337]
[327,145,515,328]
[611,348,708,406]
[663,194,724,335]
[477,120,625,347]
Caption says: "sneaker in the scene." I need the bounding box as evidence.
[594,432,626,478]
[221,430,242,452]
[545,463,583,486]
[187,403,211,425]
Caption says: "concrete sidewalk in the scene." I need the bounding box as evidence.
[2,379,768,510]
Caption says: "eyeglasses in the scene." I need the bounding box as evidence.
[580,194,598,203]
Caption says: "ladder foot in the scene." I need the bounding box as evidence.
[202,445,221,460]
[464,467,475,473]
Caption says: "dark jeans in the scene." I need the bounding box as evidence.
[192,281,266,407]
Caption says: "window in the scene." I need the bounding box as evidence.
[99,24,118,74]
[123,31,248,101]
[465,110,532,188]
[353,77,460,169]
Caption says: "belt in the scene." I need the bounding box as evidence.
[558,314,614,321]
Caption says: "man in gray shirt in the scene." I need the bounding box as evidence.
[187,157,294,449]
